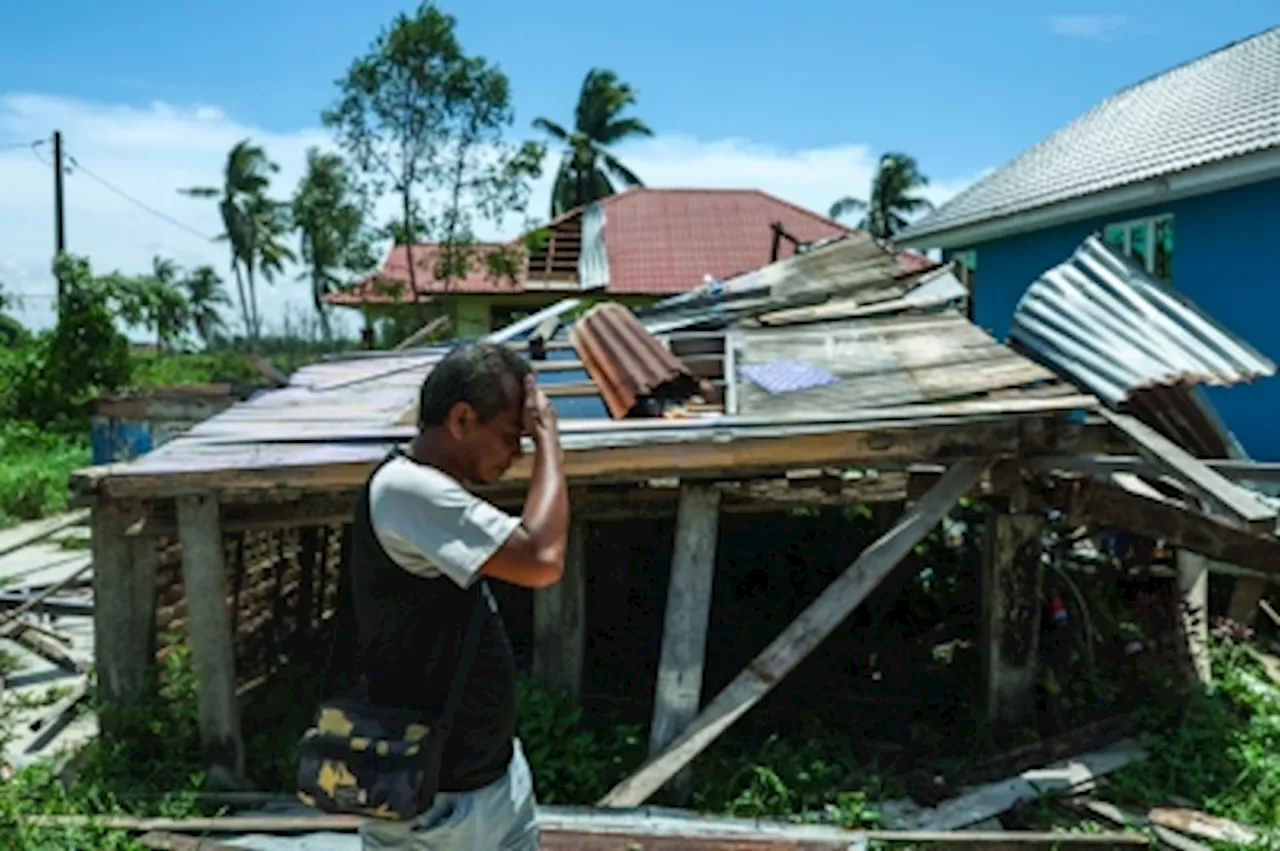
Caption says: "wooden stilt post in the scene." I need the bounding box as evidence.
[599,458,990,808]
[532,515,588,699]
[981,510,1046,726]
[1176,550,1211,685]
[176,494,245,789]
[649,484,721,803]
[92,500,159,730]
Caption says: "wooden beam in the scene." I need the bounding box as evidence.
[92,501,158,725]
[649,484,721,803]
[1027,475,1280,575]
[597,457,991,808]
[0,509,89,558]
[176,494,244,789]
[1176,551,1211,685]
[982,511,1046,725]
[532,516,588,699]
[1100,409,1276,533]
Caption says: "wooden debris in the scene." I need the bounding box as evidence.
[4,624,85,673]
[21,813,360,833]
[1099,409,1276,534]
[1077,800,1208,851]
[0,592,94,618]
[883,739,1147,831]
[138,831,240,850]
[975,716,1134,784]
[0,561,94,630]
[1260,598,1280,628]
[1148,807,1262,845]
[0,509,89,559]
[598,457,993,808]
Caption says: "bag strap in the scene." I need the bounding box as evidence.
[433,580,491,738]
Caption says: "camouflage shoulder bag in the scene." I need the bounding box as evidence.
[295,582,489,821]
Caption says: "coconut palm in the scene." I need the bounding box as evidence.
[829,152,935,240]
[182,265,232,348]
[242,191,296,338]
[180,139,279,340]
[533,68,652,218]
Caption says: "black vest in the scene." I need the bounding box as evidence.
[346,449,517,791]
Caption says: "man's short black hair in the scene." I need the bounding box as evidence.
[418,342,532,428]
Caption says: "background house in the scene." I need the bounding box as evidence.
[898,26,1280,460]
[327,187,932,341]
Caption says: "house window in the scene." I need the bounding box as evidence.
[1102,215,1173,282]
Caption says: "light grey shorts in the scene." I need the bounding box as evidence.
[359,738,538,850]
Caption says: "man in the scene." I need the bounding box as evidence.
[349,342,569,850]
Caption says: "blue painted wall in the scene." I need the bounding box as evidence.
[948,177,1280,460]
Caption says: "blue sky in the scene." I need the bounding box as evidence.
[1,0,1276,332]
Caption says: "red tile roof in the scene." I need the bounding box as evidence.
[326,188,933,304]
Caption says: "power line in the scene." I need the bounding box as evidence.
[0,139,44,152]
[63,149,218,242]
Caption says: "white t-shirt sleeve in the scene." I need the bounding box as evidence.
[369,457,521,588]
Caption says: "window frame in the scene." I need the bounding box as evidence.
[1101,213,1173,280]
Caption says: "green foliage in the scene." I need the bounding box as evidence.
[0,422,87,527]
[1107,632,1280,829]
[516,677,645,804]
[828,152,935,238]
[324,0,544,304]
[534,67,653,217]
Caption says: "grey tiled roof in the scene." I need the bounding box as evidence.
[900,26,1280,242]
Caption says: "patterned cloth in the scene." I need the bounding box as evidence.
[739,359,840,394]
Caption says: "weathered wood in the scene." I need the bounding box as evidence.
[176,494,244,789]
[1077,800,1209,851]
[0,561,93,630]
[532,515,588,699]
[138,831,240,850]
[1147,808,1261,845]
[883,739,1146,831]
[1100,409,1276,533]
[598,457,991,808]
[1176,551,1211,685]
[1226,576,1267,625]
[650,484,722,803]
[1027,475,1280,574]
[92,501,157,720]
[982,512,1046,725]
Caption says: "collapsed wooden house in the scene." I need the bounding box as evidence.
[72,232,1280,814]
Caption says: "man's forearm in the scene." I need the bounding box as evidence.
[521,425,569,565]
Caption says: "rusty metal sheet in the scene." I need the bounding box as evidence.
[570,302,701,418]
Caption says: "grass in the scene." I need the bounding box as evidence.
[0,423,88,530]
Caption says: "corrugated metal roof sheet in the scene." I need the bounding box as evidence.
[1010,236,1275,408]
[900,26,1280,242]
[577,202,610,290]
[569,302,701,418]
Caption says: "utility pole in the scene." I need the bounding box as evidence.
[54,130,66,304]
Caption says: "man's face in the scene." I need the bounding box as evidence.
[459,376,526,484]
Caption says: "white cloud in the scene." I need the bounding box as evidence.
[0,93,981,337]
[1048,14,1129,40]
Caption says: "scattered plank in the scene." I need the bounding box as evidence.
[21,814,360,833]
[0,592,94,618]
[1147,808,1262,846]
[883,739,1147,831]
[598,457,992,808]
[4,624,85,673]
[1099,410,1276,534]
[0,561,93,630]
[0,509,90,559]
[974,715,1134,784]
[1260,599,1280,628]
[138,831,240,851]
[1077,800,1208,851]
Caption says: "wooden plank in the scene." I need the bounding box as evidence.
[1100,409,1276,533]
[649,484,721,803]
[1078,800,1209,851]
[597,457,992,808]
[982,512,1046,724]
[0,509,89,559]
[138,831,240,850]
[176,494,244,789]
[1147,808,1261,845]
[85,403,1086,500]
[1176,551,1212,684]
[884,739,1147,831]
[532,516,588,699]
[0,560,93,630]
[1027,475,1280,575]
[92,502,156,722]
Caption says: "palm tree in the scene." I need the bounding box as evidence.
[829,152,935,240]
[179,139,279,341]
[183,265,231,348]
[242,192,296,338]
[533,68,653,218]
[292,149,373,342]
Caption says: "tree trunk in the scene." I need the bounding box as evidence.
[401,190,420,307]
